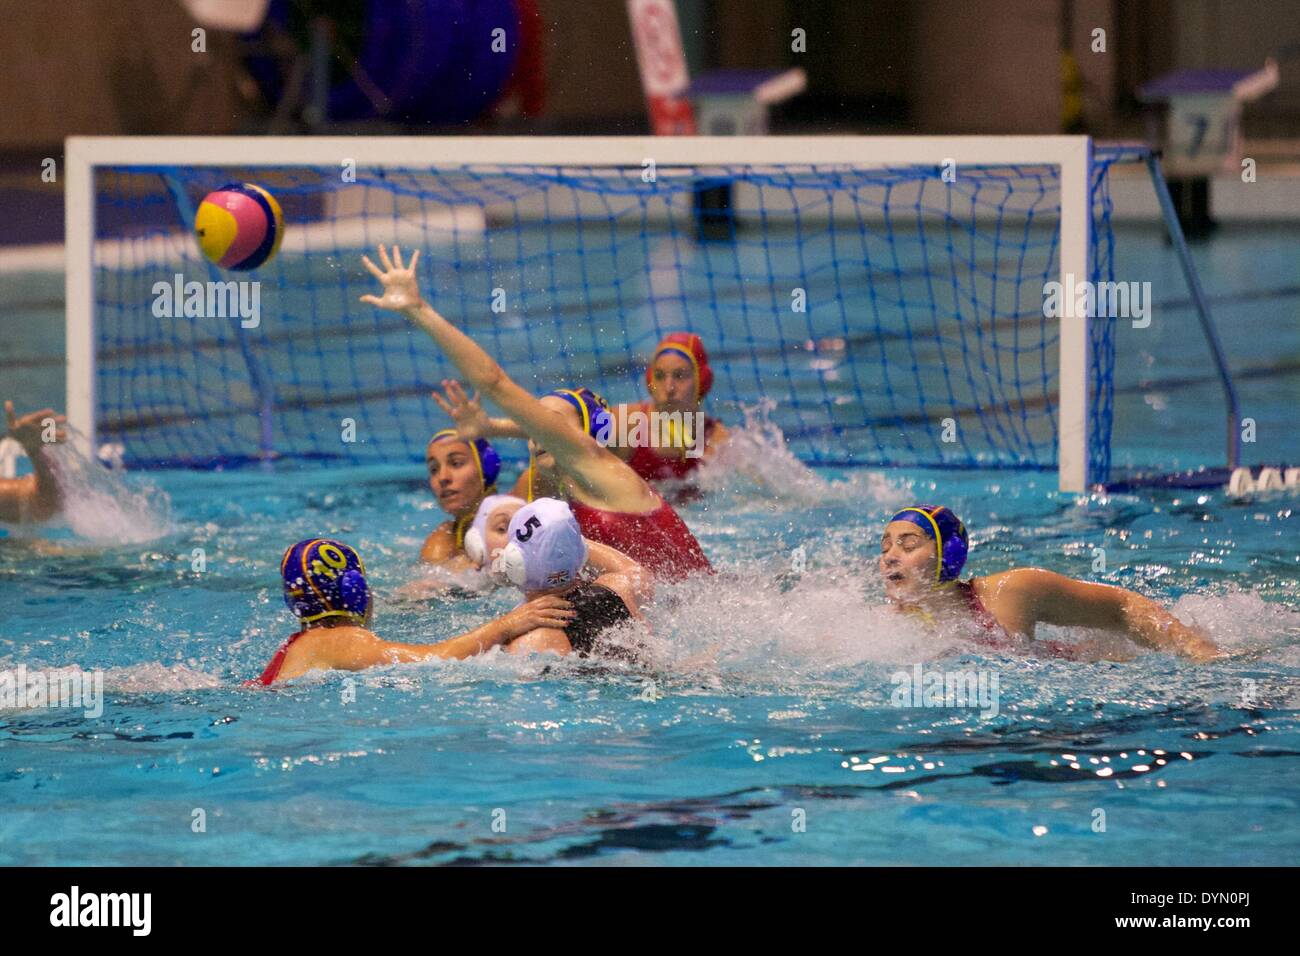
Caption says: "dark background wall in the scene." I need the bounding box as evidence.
[0,0,1296,150]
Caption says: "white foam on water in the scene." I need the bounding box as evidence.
[630,556,962,689]
[35,437,173,544]
[1168,588,1300,660]
[100,662,225,693]
[694,399,908,508]
[633,557,1300,689]
[0,662,221,715]
[389,560,495,602]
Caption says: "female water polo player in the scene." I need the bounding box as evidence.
[436,334,728,498]
[492,498,649,660]
[252,538,575,684]
[616,332,728,488]
[419,427,503,566]
[462,493,525,570]
[880,505,1223,662]
[465,492,650,595]
[0,401,65,524]
[361,245,712,580]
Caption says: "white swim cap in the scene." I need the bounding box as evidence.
[464,494,525,566]
[493,497,588,592]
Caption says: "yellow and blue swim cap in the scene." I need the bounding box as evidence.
[547,387,612,442]
[281,538,370,624]
[429,428,502,489]
[887,505,969,583]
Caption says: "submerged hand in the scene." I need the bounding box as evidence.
[360,244,424,316]
[1182,634,1227,663]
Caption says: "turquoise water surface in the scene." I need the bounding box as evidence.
[1,223,1297,865]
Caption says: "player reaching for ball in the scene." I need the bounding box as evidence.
[435,333,730,503]
[361,245,712,581]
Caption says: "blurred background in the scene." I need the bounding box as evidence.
[1,1,1297,140]
[2,0,1298,243]
[1,0,1297,478]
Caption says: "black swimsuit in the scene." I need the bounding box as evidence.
[564,582,637,660]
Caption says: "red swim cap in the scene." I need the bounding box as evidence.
[646,332,714,400]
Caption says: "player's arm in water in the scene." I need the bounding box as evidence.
[977,568,1223,662]
[280,595,576,679]
[361,246,659,513]
[0,401,65,524]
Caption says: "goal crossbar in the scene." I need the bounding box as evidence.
[64,134,1093,491]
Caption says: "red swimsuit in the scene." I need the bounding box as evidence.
[625,411,719,484]
[247,631,306,687]
[568,496,712,580]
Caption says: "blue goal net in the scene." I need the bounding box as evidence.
[87,149,1124,480]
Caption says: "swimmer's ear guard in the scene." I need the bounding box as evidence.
[888,505,969,583]
[465,494,525,566]
[281,538,371,624]
[464,526,486,566]
[494,540,529,588]
[493,498,588,592]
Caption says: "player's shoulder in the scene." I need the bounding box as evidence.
[593,573,640,616]
[976,567,1066,596]
[421,520,457,556]
[508,627,572,655]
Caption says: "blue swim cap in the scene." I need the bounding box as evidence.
[887,505,969,583]
[547,387,612,442]
[494,497,589,592]
[429,429,501,489]
[281,538,371,624]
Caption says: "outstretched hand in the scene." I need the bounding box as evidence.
[431,380,489,441]
[360,244,424,316]
[5,400,67,452]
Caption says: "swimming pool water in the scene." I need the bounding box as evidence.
[1,457,1297,865]
[1,224,1298,866]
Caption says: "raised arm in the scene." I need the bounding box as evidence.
[431,381,528,441]
[1,402,65,523]
[994,568,1222,662]
[361,246,603,471]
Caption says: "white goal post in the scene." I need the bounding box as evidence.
[63,135,1093,491]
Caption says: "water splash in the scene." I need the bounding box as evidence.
[390,559,495,603]
[696,399,907,507]
[8,433,173,544]
[101,662,224,693]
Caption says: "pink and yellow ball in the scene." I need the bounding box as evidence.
[194,183,285,271]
